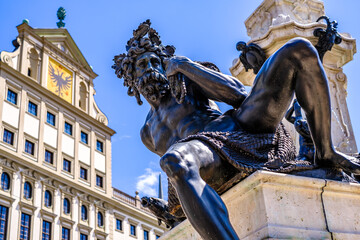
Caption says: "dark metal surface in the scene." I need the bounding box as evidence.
[113,20,360,240]
[56,7,66,28]
[236,41,266,74]
[313,16,342,61]
[286,99,315,161]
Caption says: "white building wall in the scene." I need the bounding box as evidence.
[94,151,106,173]
[44,124,57,148]
[78,143,91,165]
[62,133,75,157]
[24,113,39,138]
[2,101,20,128]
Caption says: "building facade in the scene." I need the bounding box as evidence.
[0,22,165,240]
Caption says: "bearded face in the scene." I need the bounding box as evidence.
[135,52,169,102]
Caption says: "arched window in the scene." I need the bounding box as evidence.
[81,205,88,221]
[97,212,104,227]
[23,182,32,199]
[1,172,10,191]
[79,82,88,111]
[63,198,71,214]
[44,190,52,207]
[28,48,39,80]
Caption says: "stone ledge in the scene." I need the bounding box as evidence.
[160,170,360,240]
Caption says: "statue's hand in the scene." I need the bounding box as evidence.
[164,56,191,104]
[163,56,191,77]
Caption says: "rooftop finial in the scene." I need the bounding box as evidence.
[56,7,66,28]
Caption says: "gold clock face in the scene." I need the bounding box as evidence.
[47,57,73,103]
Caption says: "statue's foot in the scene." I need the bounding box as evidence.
[316,151,360,175]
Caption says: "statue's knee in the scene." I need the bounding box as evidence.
[284,38,318,60]
[160,151,188,179]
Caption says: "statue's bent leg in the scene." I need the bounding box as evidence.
[236,38,360,173]
[160,140,239,240]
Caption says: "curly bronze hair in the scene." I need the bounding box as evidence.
[112,20,175,105]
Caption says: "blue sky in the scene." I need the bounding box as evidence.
[0,1,359,199]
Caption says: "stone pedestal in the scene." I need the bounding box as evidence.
[160,171,360,240]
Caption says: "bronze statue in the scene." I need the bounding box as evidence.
[113,20,360,240]
[285,99,315,161]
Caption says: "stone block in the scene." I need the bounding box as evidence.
[160,171,360,240]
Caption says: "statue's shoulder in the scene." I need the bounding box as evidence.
[140,110,155,150]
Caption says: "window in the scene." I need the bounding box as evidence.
[116,219,122,231]
[62,227,70,240]
[46,112,55,126]
[1,172,10,191]
[44,190,52,208]
[64,122,72,136]
[23,182,32,199]
[96,175,103,188]
[144,230,149,240]
[80,167,87,180]
[63,198,70,214]
[156,235,160,239]
[130,224,136,236]
[80,233,88,240]
[45,150,53,164]
[20,213,31,240]
[3,129,14,145]
[42,220,51,240]
[28,101,37,116]
[0,205,8,240]
[24,140,34,155]
[80,131,88,144]
[96,140,103,152]
[6,89,17,105]
[63,159,71,173]
[81,205,88,221]
[97,212,104,227]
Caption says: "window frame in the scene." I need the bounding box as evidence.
[27,101,38,117]
[1,172,11,191]
[2,129,14,146]
[20,212,31,240]
[24,139,35,156]
[62,227,70,240]
[41,220,51,240]
[64,122,73,136]
[6,88,18,105]
[63,198,71,215]
[144,229,149,240]
[46,111,56,127]
[23,181,33,200]
[63,159,72,173]
[130,224,136,237]
[97,211,104,228]
[115,218,123,232]
[0,205,9,240]
[80,167,88,181]
[96,139,104,153]
[44,150,54,165]
[80,233,88,240]
[80,131,88,145]
[96,174,104,189]
[44,190,52,208]
[80,204,88,222]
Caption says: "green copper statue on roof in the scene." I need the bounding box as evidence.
[56,7,66,28]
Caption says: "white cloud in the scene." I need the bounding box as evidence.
[136,168,159,197]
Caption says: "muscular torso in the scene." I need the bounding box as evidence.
[141,86,238,156]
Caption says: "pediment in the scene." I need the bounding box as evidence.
[33,28,94,74]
